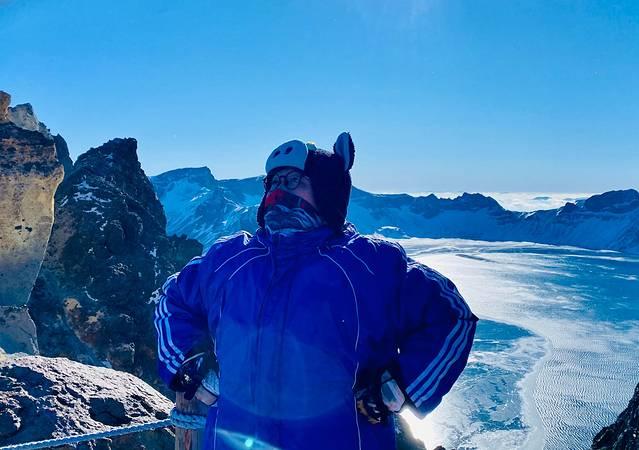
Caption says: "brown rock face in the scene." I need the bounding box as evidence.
[28,137,201,388]
[0,355,174,449]
[0,109,64,354]
[0,124,63,307]
[0,91,9,122]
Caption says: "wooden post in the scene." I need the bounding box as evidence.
[175,391,209,450]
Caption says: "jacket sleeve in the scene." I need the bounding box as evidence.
[153,252,210,387]
[393,252,478,418]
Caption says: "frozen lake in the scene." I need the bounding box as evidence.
[395,238,639,450]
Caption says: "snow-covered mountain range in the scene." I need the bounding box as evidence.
[150,167,262,246]
[150,167,639,255]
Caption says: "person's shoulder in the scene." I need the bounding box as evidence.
[331,222,408,266]
[203,230,258,262]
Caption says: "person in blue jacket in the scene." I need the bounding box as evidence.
[154,132,478,450]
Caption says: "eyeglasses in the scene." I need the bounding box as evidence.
[263,169,306,192]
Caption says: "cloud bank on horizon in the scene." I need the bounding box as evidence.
[408,192,594,212]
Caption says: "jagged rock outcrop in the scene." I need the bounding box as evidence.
[7,102,51,138]
[0,355,174,449]
[53,133,74,178]
[28,137,202,387]
[592,382,639,450]
[0,91,64,354]
[1,92,71,174]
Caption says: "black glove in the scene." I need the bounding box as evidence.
[355,381,390,425]
[170,350,216,401]
[355,370,406,425]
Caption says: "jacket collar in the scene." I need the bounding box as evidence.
[254,222,358,256]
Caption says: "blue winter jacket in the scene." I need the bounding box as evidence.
[155,223,478,450]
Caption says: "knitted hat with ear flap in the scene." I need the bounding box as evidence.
[257,132,356,232]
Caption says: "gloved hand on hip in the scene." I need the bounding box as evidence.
[170,350,219,406]
[355,370,406,424]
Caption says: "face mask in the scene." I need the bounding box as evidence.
[263,189,325,234]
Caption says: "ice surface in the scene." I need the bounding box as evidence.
[397,239,639,450]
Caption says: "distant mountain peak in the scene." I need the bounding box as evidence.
[453,192,504,210]
[583,189,639,213]
[154,166,216,180]
[149,166,217,200]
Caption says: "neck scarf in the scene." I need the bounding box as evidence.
[263,189,325,235]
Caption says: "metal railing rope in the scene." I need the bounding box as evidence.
[0,407,207,450]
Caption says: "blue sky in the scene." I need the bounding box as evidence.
[1,0,637,193]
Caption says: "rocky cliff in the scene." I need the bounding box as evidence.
[0,91,64,354]
[53,133,74,178]
[592,381,639,450]
[0,355,174,449]
[28,137,202,387]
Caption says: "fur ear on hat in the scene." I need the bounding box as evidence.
[333,132,355,171]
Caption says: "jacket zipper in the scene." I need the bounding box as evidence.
[250,236,278,409]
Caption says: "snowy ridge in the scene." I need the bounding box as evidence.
[149,168,261,247]
[150,167,639,254]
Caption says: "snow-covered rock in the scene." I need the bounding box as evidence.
[28,138,202,387]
